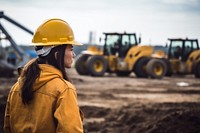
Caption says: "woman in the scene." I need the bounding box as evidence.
[4,19,84,133]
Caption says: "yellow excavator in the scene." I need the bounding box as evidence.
[145,38,200,79]
[75,32,167,77]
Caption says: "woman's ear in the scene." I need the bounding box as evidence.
[54,52,58,59]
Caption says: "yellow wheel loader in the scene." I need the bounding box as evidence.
[146,38,200,79]
[75,32,167,77]
[76,32,137,76]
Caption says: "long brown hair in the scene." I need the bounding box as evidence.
[21,45,70,104]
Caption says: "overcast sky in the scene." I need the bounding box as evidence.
[1,0,200,46]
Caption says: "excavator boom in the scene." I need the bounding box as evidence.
[0,11,34,77]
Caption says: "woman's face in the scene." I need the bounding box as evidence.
[64,45,75,68]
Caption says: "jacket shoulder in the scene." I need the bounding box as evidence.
[39,78,76,97]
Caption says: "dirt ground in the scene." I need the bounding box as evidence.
[0,68,200,133]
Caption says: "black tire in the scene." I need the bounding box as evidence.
[0,69,15,78]
[75,54,90,75]
[116,71,131,77]
[134,57,150,78]
[0,60,15,78]
[163,59,172,76]
[86,55,107,77]
[194,62,200,78]
[146,59,167,79]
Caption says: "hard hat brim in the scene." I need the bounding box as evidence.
[32,40,83,46]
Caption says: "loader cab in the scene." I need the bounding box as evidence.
[168,38,199,61]
[103,33,138,58]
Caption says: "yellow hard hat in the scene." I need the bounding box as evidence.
[32,18,82,46]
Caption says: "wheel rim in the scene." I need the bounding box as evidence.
[153,64,163,76]
[93,60,103,72]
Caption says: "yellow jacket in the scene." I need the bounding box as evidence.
[4,64,83,133]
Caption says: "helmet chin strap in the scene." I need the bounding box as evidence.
[36,46,55,56]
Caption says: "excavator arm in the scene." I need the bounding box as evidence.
[0,11,33,58]
[0,11,34,77]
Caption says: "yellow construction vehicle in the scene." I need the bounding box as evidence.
[146,38,200,79]
[75,32,167,77]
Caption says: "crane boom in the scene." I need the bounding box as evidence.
[0,11,33,35]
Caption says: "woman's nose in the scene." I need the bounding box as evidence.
[73,52,76,58]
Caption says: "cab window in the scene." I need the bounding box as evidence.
[170,41,183,59]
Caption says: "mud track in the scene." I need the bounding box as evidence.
[0,69,200,133]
